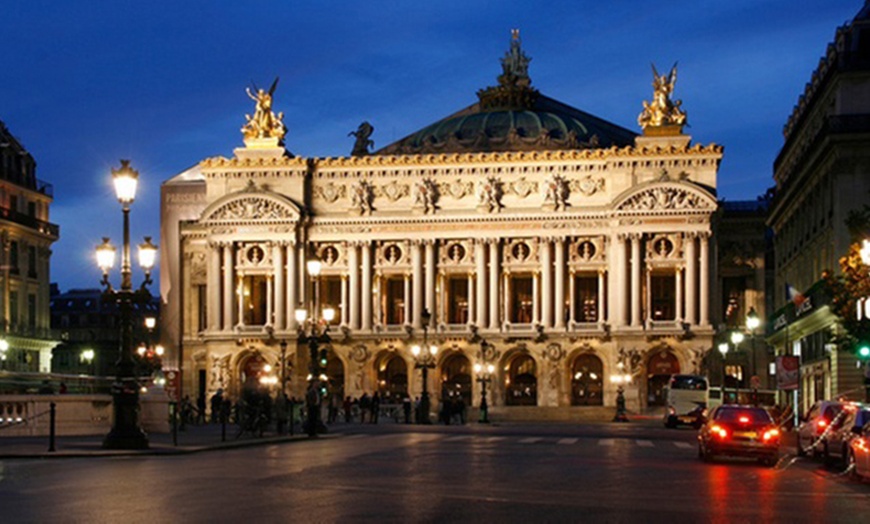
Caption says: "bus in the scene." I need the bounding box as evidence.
[663,374,709,428]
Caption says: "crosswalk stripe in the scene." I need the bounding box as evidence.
[519,437,541,444]
[673,441,692,449]
[486,436,504,443]
[598,439,615,446]
[636,440,654,447]
[557,438,578,445]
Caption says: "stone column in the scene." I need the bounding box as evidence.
[685,233,697,326]
[611,234,627,327]
[699,233,710,326]
[645,267,652,327]
[207,242,221,331]
[287,242,298,329]
[554,238,565,329]
[630,234,641,327]
[412,241,423,329]
[274,243,285,331]
[475,240,487,328]
[266,275,273,327]
[541,239,552,328]
[488,240,499,330]
[403,273,411,326]
[348,242,360,330]
[598,269,606,324]
[361,242,372,331]
[568,270,576,325]
[425,241,436,326]
[675,265,683,323]
[223,242,234,331]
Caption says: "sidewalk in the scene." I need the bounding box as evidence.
[0,422,318,459]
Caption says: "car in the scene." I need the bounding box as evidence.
[822,404,870,467]
[697,405,780,466]
[848,422,870,480]
[797,400,845,457]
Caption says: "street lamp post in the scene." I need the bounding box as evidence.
[730,331,745,403]
[411,308,437,424]
[295,256,335,437]
[746,308,761,405]
[97,160,157,450]
[473,361,495,423]
[718,342,729,405]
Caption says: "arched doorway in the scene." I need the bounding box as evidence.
[571,353,603,406]
[440,353,472,405]
[647,350,680,406]
[326,355,345,400]
[375,353,407,403]
[505,354,537,406]
[239,352,268,392]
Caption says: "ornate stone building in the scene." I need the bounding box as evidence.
[161,36,723,416]
[0,119,59,373]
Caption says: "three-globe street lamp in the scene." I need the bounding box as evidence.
[730,330,745,402]
[473,361,495,424]
[411,308,437,424]
[96,160,157,450]
[295,256,335,437]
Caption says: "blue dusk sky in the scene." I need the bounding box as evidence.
[0,0,862,292]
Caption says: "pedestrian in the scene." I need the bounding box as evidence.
[370,391,380,424]
[210,388,224,423]
[344,396,352,423]
[456,395,466,424]
[58,382,68,394]
[441,395,452,425]
[403,394,412,424]
[414,396,422,423]
[359,392,370,424]
[196,393,207,425]
[275,392,288,434]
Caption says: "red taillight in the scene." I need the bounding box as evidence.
[739,416,750,424]
[817,419,827,429]
[711,424,728,439]
[763,428,780,442]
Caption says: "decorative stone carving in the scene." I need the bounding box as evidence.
[440,179,474,199]
[209,354,231,390]
[542,173,569,211]
[477,176,502,213]
[509,177,537,198]
[351,345,369,363]
[350,179,374,215]
[619,186,712,211]
[315,182,346,203]
[376,180,409,203]
[545,343,565,362]
[211,197,295,221]
[413,178,438,214]
[189,252,207,284]
[573,175,605,196]
[237,243,271,268]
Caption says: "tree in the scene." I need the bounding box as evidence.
[824,206,870,349]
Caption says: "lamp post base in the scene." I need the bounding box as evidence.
[102,382,149,450]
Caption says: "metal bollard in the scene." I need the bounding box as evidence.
[48,402,56,452]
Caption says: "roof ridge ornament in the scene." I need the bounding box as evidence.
[241,77,287,147]
[477,30,539,110]
[637,63,687,136]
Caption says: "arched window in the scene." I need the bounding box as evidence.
[506,354,537,406]
[571,354,603,406]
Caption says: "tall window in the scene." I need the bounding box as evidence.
[573,275,598,322]
[197,285,207,332]
[650,274,676,320]
[446,276,469,324]
[384,277,404,325]
[27,294,36,329]
[241,275,267,326]
[321,276,342,325]
[28,246,36,278]
[9,241,18,273]
[722,276,746,327]
[510,275,533,323]
[10,291,18,326]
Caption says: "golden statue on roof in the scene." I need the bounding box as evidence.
[242,77,286,145]
[638,63,687,134]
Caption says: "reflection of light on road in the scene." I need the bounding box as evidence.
[706,465,730,524]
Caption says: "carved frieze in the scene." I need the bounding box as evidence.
[413,178,438,214]
[619,186,713,211]
[477,176,503,213]
[440,179,474,199]
[210,197,295,221]
[573,175,605,196]
[350,179,375,215]
[542,173,569,210]
[375,180,409,203]
[315,182,346,203]
[508,177,537,198]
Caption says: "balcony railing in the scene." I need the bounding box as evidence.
[0,206,59,237]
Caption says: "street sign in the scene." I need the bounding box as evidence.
[776,356,799,390]
[164,370,180,402]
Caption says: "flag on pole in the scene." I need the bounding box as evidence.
[785,283,806,307]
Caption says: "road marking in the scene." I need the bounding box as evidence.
[486,436,504,443]
[557,438,578,445]
[636,440,654,447]
[598,439,615,446]
[673,441,692,449]
[444,435,472,442]
[518,437,541,444]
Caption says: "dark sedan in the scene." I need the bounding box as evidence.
[698,405,780,467]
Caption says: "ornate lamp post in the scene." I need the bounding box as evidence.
[473,361,495,423]
[410,308,437,424]
[746,307,761,404]
[718,342,729,405]
[295,256,335,437]
[97,160,157,450]
[730,331,745,402]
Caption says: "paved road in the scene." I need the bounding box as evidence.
[1,423,867,523]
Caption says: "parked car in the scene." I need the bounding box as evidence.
[698,405,780,467]
[823,404,870,466]
[848,422,870,480]
[797,400,845,457]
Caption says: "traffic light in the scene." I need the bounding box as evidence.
[319,348,328,367]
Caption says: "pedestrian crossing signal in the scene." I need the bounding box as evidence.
[858,344,870,359]
[319,348,328,367]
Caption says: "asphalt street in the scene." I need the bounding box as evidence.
[0,423,867,523]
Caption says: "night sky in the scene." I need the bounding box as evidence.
[0,0,861,291]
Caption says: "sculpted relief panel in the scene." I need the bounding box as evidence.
[619,186,713,212]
